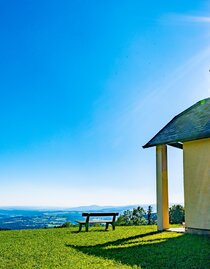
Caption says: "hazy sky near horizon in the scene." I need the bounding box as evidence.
[0,0,210,207]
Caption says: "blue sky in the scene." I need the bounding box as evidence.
[0,0,210,207]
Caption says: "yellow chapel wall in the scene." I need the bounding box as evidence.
[183,138,210,231]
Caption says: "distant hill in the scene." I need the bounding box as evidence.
[0,204,156,212]
[67,204,155,212]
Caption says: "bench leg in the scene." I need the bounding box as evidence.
[112,223,115,230]
[78,223,82,232]
[105,223,109,230]
[85,223,89,232]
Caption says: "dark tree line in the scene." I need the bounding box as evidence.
[115,204,184,226]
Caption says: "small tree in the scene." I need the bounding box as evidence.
[115,210,132,226]
[147,205,152,225]
[169,204,185,224]
[131,206,147,225]
[147,205,156,225]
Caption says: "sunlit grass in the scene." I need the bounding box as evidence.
[0,226,209,268]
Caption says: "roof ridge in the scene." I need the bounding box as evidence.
[173,97,210,120]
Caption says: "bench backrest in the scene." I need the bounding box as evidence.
[82,212,119,217]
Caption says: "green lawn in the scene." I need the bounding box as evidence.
[0,226,209,269]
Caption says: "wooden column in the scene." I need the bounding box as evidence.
[156,145,169,231]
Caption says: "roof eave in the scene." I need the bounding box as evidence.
[142,142,183,149]
[143,134,210,149]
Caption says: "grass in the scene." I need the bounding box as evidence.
[0,226,209,269]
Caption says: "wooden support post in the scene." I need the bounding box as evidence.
[156,145,169,231]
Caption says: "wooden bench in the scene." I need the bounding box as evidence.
[76,212,119,232]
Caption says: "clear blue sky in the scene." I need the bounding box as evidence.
[0,0,209,207]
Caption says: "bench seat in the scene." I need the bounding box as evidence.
[76,220,113,224]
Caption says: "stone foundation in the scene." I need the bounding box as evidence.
[186,227,210,236]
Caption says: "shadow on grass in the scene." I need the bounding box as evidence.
[66,231,210,269]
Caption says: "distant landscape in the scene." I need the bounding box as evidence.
[0,205,156,230]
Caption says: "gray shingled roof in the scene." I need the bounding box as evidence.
[143,98,210,149]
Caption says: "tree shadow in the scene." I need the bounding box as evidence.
[66,231,210,268]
